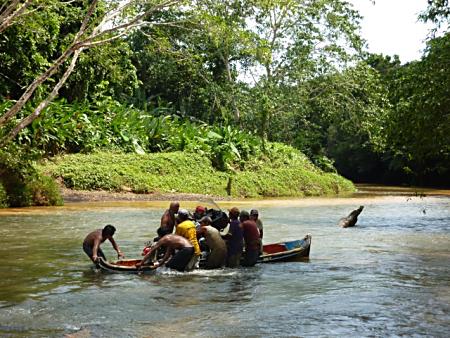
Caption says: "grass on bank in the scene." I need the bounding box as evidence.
[41,149,355,198]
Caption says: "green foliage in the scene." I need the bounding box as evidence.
[11,98,264,173]
[41,149,355,198]
[28,175,63,206]
[61,41,139,102]
[420,0,450,30]
[380,33,450,185]
[0,182,8,208]
[0,147,62,207]
[43,152,229,195]
[0,1,88,100]
[6,0,449,191]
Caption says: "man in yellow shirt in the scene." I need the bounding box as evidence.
[175,209,201,270]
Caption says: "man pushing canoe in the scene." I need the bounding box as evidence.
[83,224,125,263]
[137,234,194,272]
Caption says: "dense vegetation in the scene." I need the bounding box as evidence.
[0,0,449,207]
[41,150,353,198]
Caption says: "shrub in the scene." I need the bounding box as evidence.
[0,148,63,207]
[42,148,355,198]
[28,175,63,206]
[0,182,8,208]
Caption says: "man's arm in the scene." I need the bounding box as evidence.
[222,229,233,240]
[92,237,101,262]
[108,237,124,259]
[138,241,162,267]
[161,212,169,228]
[156,247,173,267]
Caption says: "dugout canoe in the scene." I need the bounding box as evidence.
[258,234,311,263]
[97,258,157,273]
[96,234,311,273]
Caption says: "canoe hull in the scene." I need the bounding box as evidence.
[97,258,156,274]
[258,234,311,263]
[97,234,311,273]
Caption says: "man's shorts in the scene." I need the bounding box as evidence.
[83,242,106,260]
[241,249,259,267]
[166,247,195,272]
[226,252,242,268]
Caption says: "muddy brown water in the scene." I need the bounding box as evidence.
[0,186,449,337]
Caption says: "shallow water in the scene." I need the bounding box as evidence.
[0,188,449,337]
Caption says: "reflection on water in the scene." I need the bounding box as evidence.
[0,188,449,336]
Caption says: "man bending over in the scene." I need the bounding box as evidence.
[137,234,194,272]
[83,225,124,263]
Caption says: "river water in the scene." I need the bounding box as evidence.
[0,187,449,337]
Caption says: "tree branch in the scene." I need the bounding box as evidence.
[1,49,83,146]
[0,0,32,34]
[0,0,185,147]
[0,0,99,126]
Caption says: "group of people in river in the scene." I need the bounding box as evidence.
[82,201,264,272]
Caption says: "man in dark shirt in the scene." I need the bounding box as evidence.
[223,207,243,268]
[250,209,264,254]
[240,210,261,267]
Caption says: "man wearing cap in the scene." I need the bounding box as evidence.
[193,205,206,221]
[250,209,263,239]
[240,210,261,267]
[197,216,227,269]
[223,207,243,268]
[157,201,180,238]
[175,209,201,270]
[250,209,263,254]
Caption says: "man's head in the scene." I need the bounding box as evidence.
[199,216,212,227]
[228,207,240,220]
[177,208,189,222]
[169,201,180,213]
[239,210,250,222]
[250,209,259,220]
[102,224,116,237]
[195,206,206,215]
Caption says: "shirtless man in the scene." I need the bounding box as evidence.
[137,234,194,272]
[157,201,180,237]
[83,225,124,263]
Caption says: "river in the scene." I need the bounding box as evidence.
[0,187,449,337]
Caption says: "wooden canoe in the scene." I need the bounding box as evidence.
[97,258,157,273]
[96,234,311,273]
[258,234,311,263]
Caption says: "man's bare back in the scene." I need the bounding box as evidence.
[83,229,107,247]
[82,225,124,263]
[159,202,180,233]
[138,234,193,268]
[157,234,193,251]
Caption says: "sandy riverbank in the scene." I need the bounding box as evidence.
[60,187,233,203]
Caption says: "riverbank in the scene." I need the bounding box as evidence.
[60,187,232,203]
[59,184,450,204]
